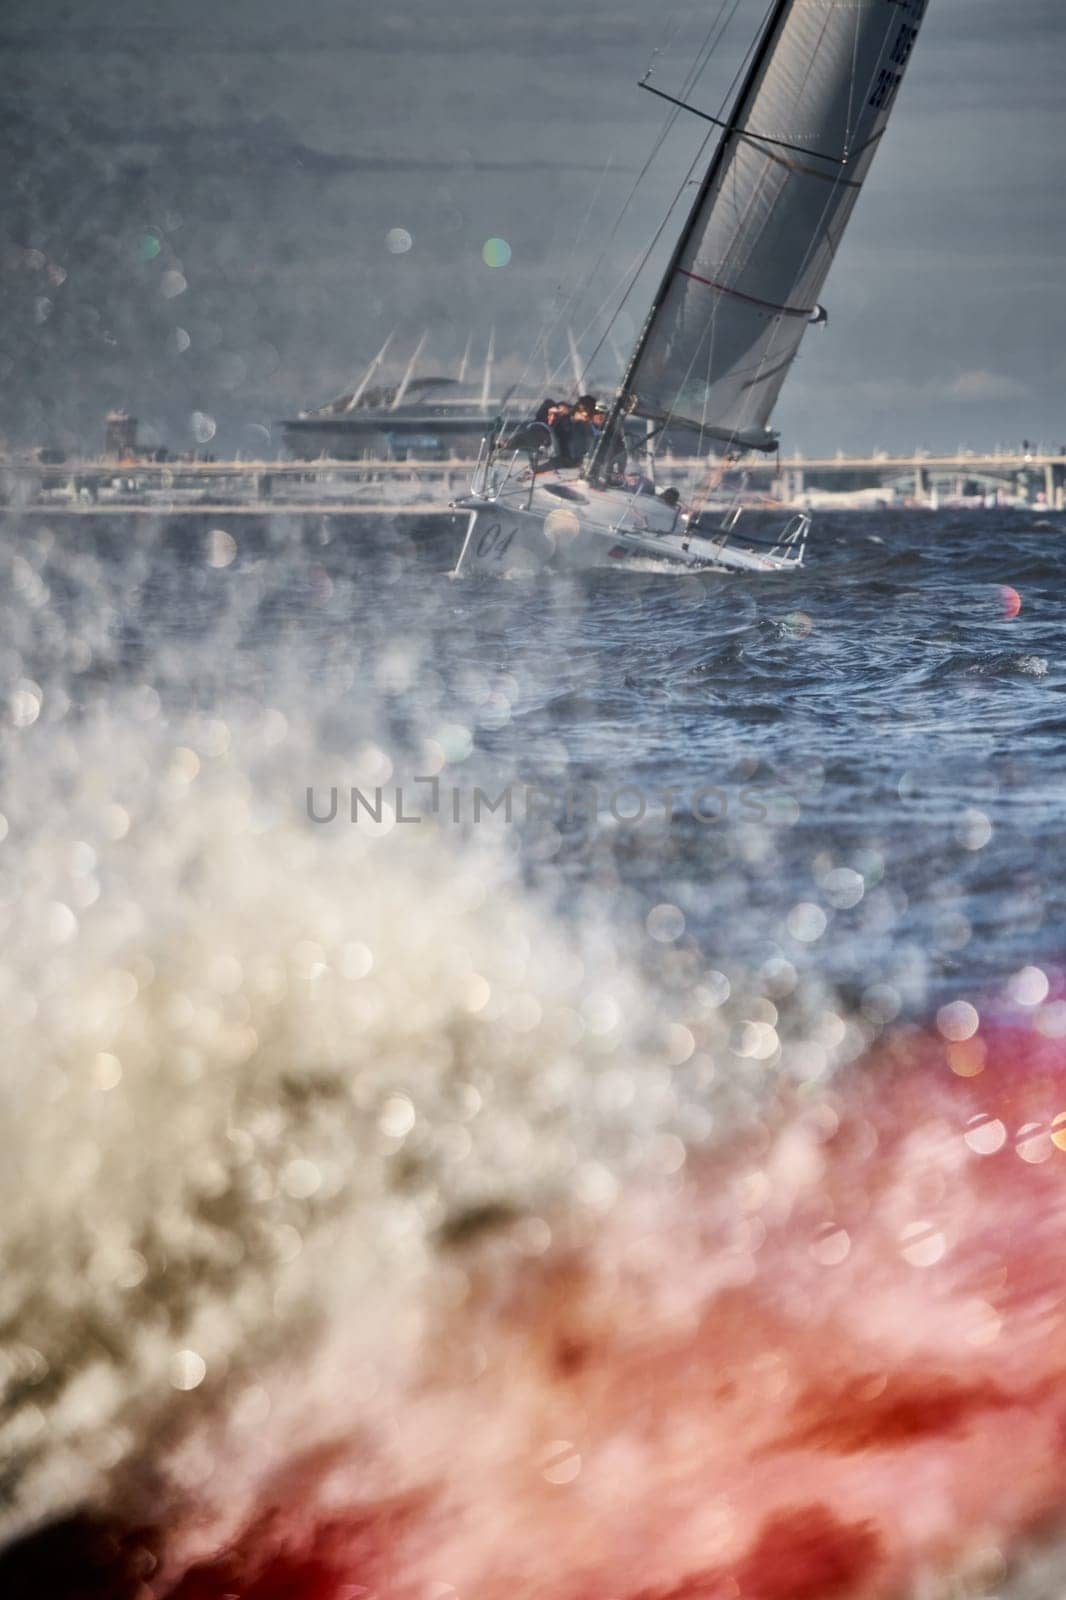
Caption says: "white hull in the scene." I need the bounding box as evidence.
[450,471,807,577]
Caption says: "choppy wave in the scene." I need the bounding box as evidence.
[2,509,1066,1596]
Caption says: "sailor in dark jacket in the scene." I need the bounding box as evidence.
[557,395,597,467]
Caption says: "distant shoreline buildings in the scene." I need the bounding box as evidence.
[281,374,501,461]
[14,341,1066,514]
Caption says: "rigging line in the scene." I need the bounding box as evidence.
[556,256,673,400]
[576,0,751,388]
[686,2,843,478]
[568,116,712,392]
[582,127,716,374]
[691,1,915,497]
[587,0,783,450]
[518,120,689,410]
[681,5,910,507]
[641,88,771,491]
[645,9,683,82]
[670,0,746,107]
[708,0,780,121]
[545,245,660,383]
[670,9,838,511]
[675,2,821,389]
[509,148,619,410]
[754,143,864,191]
[510,152,619,409]
[602,0,789,477]
[846,0,860,151]
[719,0,833,288]
[673,303,719,489]
[557,153,617,309]
[721,4,834,314]
[540,244,664,399]
[577,106,724,386]
[768,0,920,307]
[680,0,747,101]
[637,80,852,168]
[749,4,909,383]
[678,269,814,319]
[526,0,745,410]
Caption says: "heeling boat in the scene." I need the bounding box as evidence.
[453,0,929,577]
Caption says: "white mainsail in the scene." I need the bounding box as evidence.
[603,0,928,458]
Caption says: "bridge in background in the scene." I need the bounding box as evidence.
[3,451,1065,514]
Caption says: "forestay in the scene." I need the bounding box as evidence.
[616,0,928,454]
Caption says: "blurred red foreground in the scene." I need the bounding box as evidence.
[5,1006,1066,1600]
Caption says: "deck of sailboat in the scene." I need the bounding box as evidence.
[451,466,808,576]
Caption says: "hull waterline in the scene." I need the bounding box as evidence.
[450,475,807,577]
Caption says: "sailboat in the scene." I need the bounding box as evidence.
[452,0,928,576]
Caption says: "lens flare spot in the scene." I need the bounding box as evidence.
[282,1159,322,1199]
[543,509,580,548]
[482,237,512,268]
[810,1224,851,1266]
[964,1113,1007,1155]
[170,1350,206,1392]
[379,1095,416,1139]
[936,1000,979,1042]
[208,529,237,568]
[540,1440,581,1484]
[946,1037,986,1078]
[899,1221,946,1267]
[647,903,685,943]
[1035,1002,1066,1039]
[1007,965,1049,1007]
[1015,1123,1054,1165]
[822,867,864,909]
[786,902,827,943]
[92,1053,123,1091]
[956,808,992,850]
[962,1300,1003,1348]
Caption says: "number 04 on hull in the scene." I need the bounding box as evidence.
[451,471,809,576]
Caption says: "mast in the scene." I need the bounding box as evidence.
[588,0,792,484]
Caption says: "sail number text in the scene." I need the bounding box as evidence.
[870,0,926,112]
[475,521,517,561]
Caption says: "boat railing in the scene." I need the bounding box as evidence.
[688,503,809,567]
[470,436,488,495]
[470,422,553,505]
[767,512,811,565]
[470,439,519,499]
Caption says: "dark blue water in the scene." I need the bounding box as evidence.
[364,509,1065,1013]
[8,507,1066,1018]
